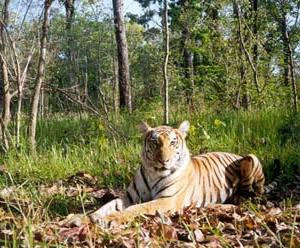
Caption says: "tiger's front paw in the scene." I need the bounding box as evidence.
[90,211,134,228]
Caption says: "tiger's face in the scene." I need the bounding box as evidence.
[139,121,190,173]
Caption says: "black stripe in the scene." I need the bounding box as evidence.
[220,155,234,188]
[140,166,151,192]
[205,157,217,203]
[152,169,176,190]
[201,186,206,207]
[156,180,177,196]
[213,153,226,164]
[200,157,211,206]
[240,183,251,188]
[251,161,260,178]
[209,155,226,189]
[214,154,232,172]
[208,157,223,203]
[133,180,141,199]
[190,184,196,202]
[218,153,231,167]
[116,202,121,211]
[219,155,236,180]
[197,161,205,207]
[126,190,134,204]
[157,188,181,198]
[216,189,221,203]
[256,177,264,184]
[194,159,204,206]
[145,148,152,161]
[224,153,239,168]
[225,186,230,198]
[152,175,168,190]
[213,154,233,177]
[194,158,203,202]
[224,153,235,163]
[200,157,212,192]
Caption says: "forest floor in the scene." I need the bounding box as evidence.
[0,170,300,247]
[0,108,300,247]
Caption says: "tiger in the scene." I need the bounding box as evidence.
[89,120,267,224]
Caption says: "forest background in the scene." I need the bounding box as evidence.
[0,0,300,246]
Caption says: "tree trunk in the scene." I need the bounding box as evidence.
[279,12,298,112]
[28,0,52,152]
[183,47,194,108]
[112,0,132,112]
[16,52,32,148]
[64,0,75,33]
[162,0,169,124]
[236,2,260,94]
[180,25,194,109]
[233,2,248,109]
[281,19,298,112]
[179,0,194,110]
[84,55,88,105]
[280,13,290,87]
[64,0,75,86]
[0,0,11,150]
[252,0,258,91]
[112,56,119,113]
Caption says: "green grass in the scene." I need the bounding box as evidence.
[0,105,299,189]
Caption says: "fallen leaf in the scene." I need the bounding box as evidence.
[276,222,292,232]
[222,223,236,233]
[267,207,282,216]
[243,216,257,230]
[0,164,7,173]
[0,186,16,198]
[266,201,275,208]
[157,224,178,240]
[59,224,89,243]
[194,229,204,242]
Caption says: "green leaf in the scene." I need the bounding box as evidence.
[214,119,226,127]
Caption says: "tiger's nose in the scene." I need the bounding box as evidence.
[159,159,169,164]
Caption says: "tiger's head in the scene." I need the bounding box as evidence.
[138,121,190,173]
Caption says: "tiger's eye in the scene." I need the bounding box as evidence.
[170,140,176,146]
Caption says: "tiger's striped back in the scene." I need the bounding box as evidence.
[189,152,242,207]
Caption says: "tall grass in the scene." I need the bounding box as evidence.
[0,106,299,189]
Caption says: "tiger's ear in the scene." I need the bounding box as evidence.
[178,120,190,138]
[138,121,152,135]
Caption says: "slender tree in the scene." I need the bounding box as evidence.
[63,0,76,87]
[278,2,298,112]
[235,1,260,94]
[112,0,132,112]
[163,0,169,124]
[28,0,53,152]
[233,1,249,109]
[251,0,258,93]
[180,0,195,109]
[0,0,11,150]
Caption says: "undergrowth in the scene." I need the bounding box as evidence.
[0,105,299,189]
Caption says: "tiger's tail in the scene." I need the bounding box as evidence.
[264,159,282,194]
